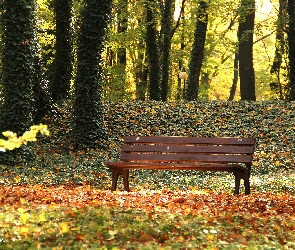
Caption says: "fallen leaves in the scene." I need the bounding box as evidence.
[1,185,295,249]
[1,185,295,219]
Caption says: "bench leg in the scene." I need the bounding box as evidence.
[233,171,241,195]
[110,167,130,192]
[233,168,251,195]
[123,169,130,192]
[244,176,250,195]
[110,168,120,192]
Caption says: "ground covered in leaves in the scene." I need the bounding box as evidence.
[1,100,295,249]
[1,185,295,249]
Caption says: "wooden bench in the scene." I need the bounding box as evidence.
[104,136,256,195]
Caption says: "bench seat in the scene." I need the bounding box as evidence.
[104,136,256,195]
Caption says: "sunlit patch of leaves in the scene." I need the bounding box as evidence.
[1,188,295,249]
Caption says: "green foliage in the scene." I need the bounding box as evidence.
[103,64,133,101]
[1,203,295,248]
[72,0,113,149]
[1,101,295,196]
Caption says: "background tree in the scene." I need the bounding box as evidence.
[49,0,73,103]
[228,51,239,101]
[287,0,295,100]
[238,0,256,101]
[72,0,113,149]
[145,0,161,100]
[270,0,287,99]
[159,0,175,101]
[185,0,209,101]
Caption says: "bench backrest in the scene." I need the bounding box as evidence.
[120,136,256,164]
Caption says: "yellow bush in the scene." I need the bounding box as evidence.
[0,124,50,152]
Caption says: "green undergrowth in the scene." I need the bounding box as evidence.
[0,100,295,194]
[1,205,295,249]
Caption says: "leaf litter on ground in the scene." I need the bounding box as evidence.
[1,185,295,249]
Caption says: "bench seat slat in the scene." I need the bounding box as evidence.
[120,153,253,164]
[104,162,243,171]
[124,136,256,145]
[122,145,254,154]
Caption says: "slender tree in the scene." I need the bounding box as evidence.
[50,0,73,103]
[145,0,161,100]
[117,0,127,65]
[287,0,295,100]
[72,0,113,149]
[159,0,174,101]
[270,0,287,99]
[185,0,208,101]
[228,51,239,101]
[238,0,256,101]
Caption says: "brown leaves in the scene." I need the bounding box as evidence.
[1,185,295,219]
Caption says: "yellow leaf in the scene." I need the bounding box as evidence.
[20,198,27,204]
[60,222,70,233]
[207,234,215,240]
[14,176,21,183]
[2,131,14,138]
[39,212,46,222]
[20,227,29,234]
[20,212,29,224]
[275,161,280,166]
[176,236,185,242]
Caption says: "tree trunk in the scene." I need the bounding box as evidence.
[73,0,112,149]
[145,0,161,100]
[287,0,295,100]
[1,0,36,134]
[50,0,73,103]
[185,0,208,101]
[238,0,256,101]
[159,0,174,101]
[228,52,239,100]
[117,0,127,65]
[0,0,37,164]
[270,0,287,99]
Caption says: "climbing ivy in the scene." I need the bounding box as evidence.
[72,0,113,149]
[0,0,38,134]
[50,0,73,103]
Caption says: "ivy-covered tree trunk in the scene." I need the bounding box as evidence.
[145,0,161,101]
[50,0,73,103]
[287,0,295,100]
[159,0,174,101]
[1,0,37,134]
[72,0,112,149]
[238,0,256,101]
[185,0,208,101]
